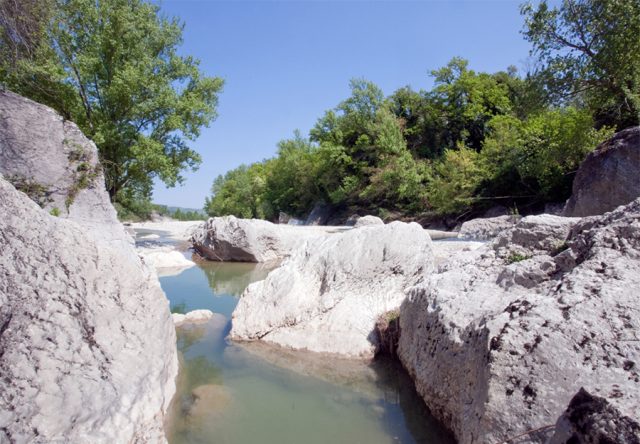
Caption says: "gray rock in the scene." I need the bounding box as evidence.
[457,214,521,240]
[304,201,332,225]
[482,205,511,218]
[492,214,579,256]
[278,211,291,224]
[544,202,565,215]
[549,388,640,444]
[230,221,433,358]
[0,91,131,249]
[191,216,333,262]
[399,200,640,443]
[345,214,361,226]
[0,178,178,443]
[564,126,640,217]
[353,215,384,228]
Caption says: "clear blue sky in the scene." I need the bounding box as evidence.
[153,0,537,209]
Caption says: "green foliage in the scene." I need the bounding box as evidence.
[171,302,187,314]
[522,0,640,129]
[1,0,223,205]
[481,108,613,202]
[205,163,270,219]
[507,252,530,264]
[152,205,206,221]
[427,146,487,216]
[49,207,61,217]
[428,57,514,152]
[6,175,53,207]
[262,134,323,216]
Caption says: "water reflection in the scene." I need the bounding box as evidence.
[161,260,454,444]
[198,260,275,297]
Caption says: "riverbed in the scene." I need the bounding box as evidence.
[135,228,455,444]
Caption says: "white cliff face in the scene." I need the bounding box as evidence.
[191,215,342,262]
[399,203,640,444]
[0,91,131,249]
[0,177,179,443]
[230,222,433,358]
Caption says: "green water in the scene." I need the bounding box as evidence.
[155,244,454,444]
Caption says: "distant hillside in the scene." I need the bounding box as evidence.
[152,204,207,220]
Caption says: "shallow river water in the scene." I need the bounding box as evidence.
[143,230,454,444]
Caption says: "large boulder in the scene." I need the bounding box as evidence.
[191,216,333,262]
[564,126,640,217]
[230,222,433,358]
[353,215,384,228]
[457,214,521,240]
[399,201,640,443]
[0,91,131,248]
[0,177,178,443]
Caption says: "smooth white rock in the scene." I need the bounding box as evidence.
[191,216,341,262]
[230,221,433,358]
[138,246,196,276]
[353,215,384,228]
[131,220,204,242]
[172,310,216,327]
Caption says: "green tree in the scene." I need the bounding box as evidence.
[481,108,614,203]
[522,0,640,128]
[428,57,514,152]
[205,163,269,219]
[262,133,323,217]
[427,145,487,216]
[0,0,223,211]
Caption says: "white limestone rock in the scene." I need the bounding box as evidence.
[191,216,333,262]
[0,178,178,443]
[138,245,196,277]
[457,214,521,240]
[230,221,433,358]
[398,201,640,444]
[353,215,384,228]
[0,90,131,250]
[172,310,216,327]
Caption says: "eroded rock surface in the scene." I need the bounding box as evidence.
[191,216,336,262]
[0,91,131,248]
[549,388,640,444]
[0,178,178,443]
[230,222,433,358]
[564,126,640,217]
[399,201,640,443]
[457,214,521,240]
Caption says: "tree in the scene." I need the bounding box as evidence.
[0,0,224,209]
[205,163,269,219]
[428,57,514,152]
[522,0,640,129]
[480,108,613,204]
[427,145,487,216]
[0,0,52,67]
